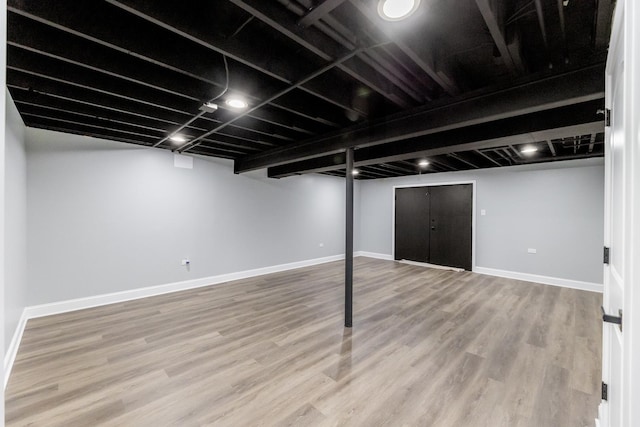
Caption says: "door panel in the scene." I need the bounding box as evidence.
[429,184,473,270]
[601,2,626,425]
[394,187,430,262]
[394,184,472,270]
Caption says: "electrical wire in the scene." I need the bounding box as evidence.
[207,54,229,103]
[153,54,230,148]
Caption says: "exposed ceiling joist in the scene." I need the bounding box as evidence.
[227,0,415,109]
[238,64,605,173]
[8,3,351,130]
[6,0,612,180]
[533,0,549,50]
[348,0,459,96]
[594,0,615,49]
[298,0,347,27]
[475,149,504,167]
[267,99,603,177]
[474,0,524,74]
[86,0,362,121]
[286,0,427,103]
[178,44,372,152]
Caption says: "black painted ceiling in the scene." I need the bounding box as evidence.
[6,0,613,179]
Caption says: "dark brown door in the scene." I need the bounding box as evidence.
[394,187,430,262]
[428,184,473,270]
[395,184,472,270]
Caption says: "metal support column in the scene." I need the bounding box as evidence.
[345,147,354,327]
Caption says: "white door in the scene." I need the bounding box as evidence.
[599,0,640,426]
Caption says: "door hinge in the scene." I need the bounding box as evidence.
[604,246,610,264]
[605,108,611,127]
[602,381,608,401]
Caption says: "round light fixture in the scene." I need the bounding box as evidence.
[521,146,538,154]
[418,160,430,167]
[226,98,248,109]
[352,169,360,176]
[169,135,188,143]
[378,0,420,21]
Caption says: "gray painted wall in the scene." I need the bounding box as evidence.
[4,91,27,355]
[359,159,605,284]
[26,129,347,305]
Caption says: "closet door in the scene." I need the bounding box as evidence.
[394,186,430,262]
[394,184,472,270]
[429,184,473,270]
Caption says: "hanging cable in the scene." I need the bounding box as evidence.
[153,54,230,148]
[207,54,229,103]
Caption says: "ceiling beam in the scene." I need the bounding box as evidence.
[6,65,283,149]
[594,0,614,50]
[227,0,414,109]
[7,82,274,152]
[267,99,603,177]
[547,140,557,156]
[474,0,524,74]
[106,0,369,116]
[270,120,603,177]
[8,1,351,126]
[288,0,426,103]
[7,19,322,137]
[533,0,549,51]
[381,162,418,174]
[177,44,373,152]
[238,64,605,173]
[348,0,458,96]
[448,153,480,169]
[475,149,504,167]
[556,0,567,61]
[588,134,596,153]
[427,157,460,172]
[298,0,347,27]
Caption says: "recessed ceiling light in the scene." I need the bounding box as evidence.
[169,135,188,143]
[418,160,430,167]
[352,169,359,175]
[226,98,248,109]
[378,0,420,21]
[521,146,538,154]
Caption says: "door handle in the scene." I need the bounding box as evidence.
[601,306,622,331]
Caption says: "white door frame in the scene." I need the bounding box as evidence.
[599,0,640,425]
[622,0,640,424]
[391,180,477,271]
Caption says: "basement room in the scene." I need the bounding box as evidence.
[2,0,640,426]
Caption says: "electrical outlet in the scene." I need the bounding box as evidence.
[527,248,537,254]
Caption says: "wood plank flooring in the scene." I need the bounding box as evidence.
[5,258,602,426]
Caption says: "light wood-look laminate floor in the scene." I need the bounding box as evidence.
[6,258,602,426]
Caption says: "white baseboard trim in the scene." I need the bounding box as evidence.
[4,254,346,389]
[4,310,28,389]
[6,255,600,389]
[596,401,606,427]
[355,251,393,260]
[474,266,603,293]
[25,254,346,320]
